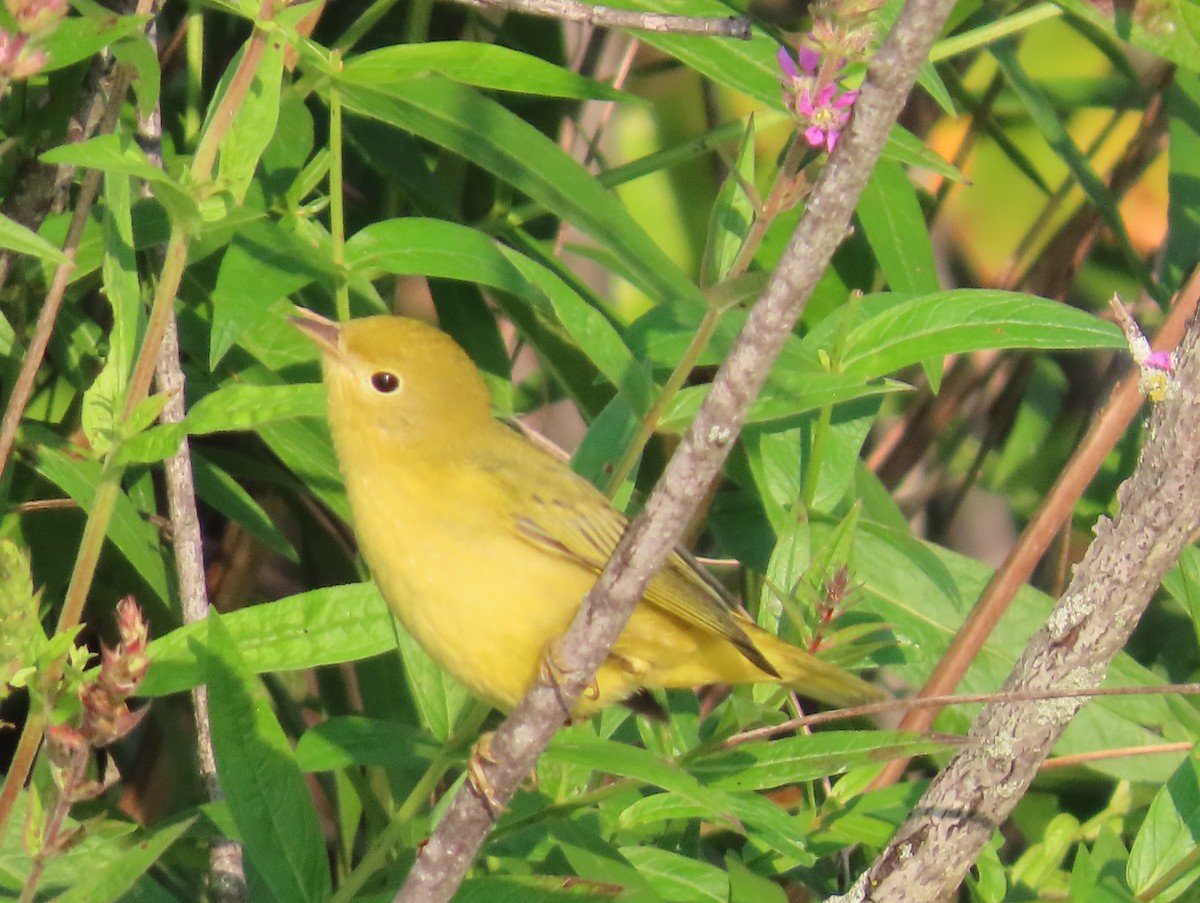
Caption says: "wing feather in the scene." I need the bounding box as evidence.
[487,432,779,677]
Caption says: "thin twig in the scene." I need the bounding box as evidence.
[1040,741,1192,771]
[831,304,1200,902]
[139,58,247,898]
[454,0,751,38]
[724,682,1200,747]
[393,0,958,896]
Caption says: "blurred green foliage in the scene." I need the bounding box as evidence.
[0,0,1197,899]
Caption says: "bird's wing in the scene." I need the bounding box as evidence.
[482,432,779,677]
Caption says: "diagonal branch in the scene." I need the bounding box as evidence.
[393,0,960,897]
[832,312,1200,901]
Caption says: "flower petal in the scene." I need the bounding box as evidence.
[777,46,798,79]
[799,45,820,75]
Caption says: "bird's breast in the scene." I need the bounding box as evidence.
[342,453,597,710]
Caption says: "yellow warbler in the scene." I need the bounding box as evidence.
[294,310,880,718]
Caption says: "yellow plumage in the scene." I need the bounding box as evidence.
[294,310,880,719]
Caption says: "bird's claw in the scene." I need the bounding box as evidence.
[540,638,598,719]
[467,732,504,816]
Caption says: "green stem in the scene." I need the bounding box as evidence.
[727,135,807,279]
[404,0,434,44]
[604,135,810,498]
[929,1,1059,62]
[184,4,203,145]
[1139,843,1200,901]
[604,306,721,498]
[190,3,274,183]
[0,710,42,842]
[328,53,349,323]
[802,291,861,509]
[334,0,402,52]
[803,405,833,510]
[331,704,489,902]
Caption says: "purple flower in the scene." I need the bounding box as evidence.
[777,44,859,152]
[797,83,859,151]
[777,46,797,79]
[0,30,44,79]
[1145,350,1174,372]
[6,0,66,35]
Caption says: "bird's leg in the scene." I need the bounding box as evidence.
[539,637,598,721]
[466,731,541,815]
[466,731,503,816]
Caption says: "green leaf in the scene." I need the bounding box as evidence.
[206,612,332,903]
[884,127,965,181]
[346,218,653,411]
[346,217,532,293]
[619,847,727,903]
[702,116,756,286]
[991,41,1160,301]
[1053,0,1200,71]
[501,247,653,413]
[1012,812,1080,892]
[392,623,475,744]
[343,42,635,102]
[0,540,42,692]
[192,451,298,562]
[117,384,325,466]
[660,372,907,433]
[82,171,142,458]
[188,383,327,436]
[546,734,742,827]
[0,212,69,266]
[852,520,1200,782]
[540,818,662,903]
[112,29,162,119]
[1127,754,1200,898]
[1072,826,1138,903]
[257,417,351,522]
[727,854,787,903]
[32,447,170,603]
[825,290,1124,380]
[1166,69,1200,299]
[209,220,330,367]
[1165,546,1200,648]
[141,584,394,696]
[40,133,179,185]
[688,731,951,791]
[623,0,781,108]
[294,716,441,771]
[215,34,285,203]
[53,817,196,903]
[332,73,701,306]
[39,12,150,73]
[618,789,815,865]
[857,158,939,295]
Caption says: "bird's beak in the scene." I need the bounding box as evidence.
[291,308,341,357]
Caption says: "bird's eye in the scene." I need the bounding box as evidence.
[370,371,401,394]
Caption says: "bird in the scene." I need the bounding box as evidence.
[292,308,881,721]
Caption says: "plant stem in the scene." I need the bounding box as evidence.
[329,52,349,323]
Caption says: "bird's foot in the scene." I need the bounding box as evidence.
[539,638,598,719]
[466,732,504,816]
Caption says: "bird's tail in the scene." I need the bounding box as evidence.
[750,626,883,708]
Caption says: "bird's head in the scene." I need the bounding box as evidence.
[292,309,492,445]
